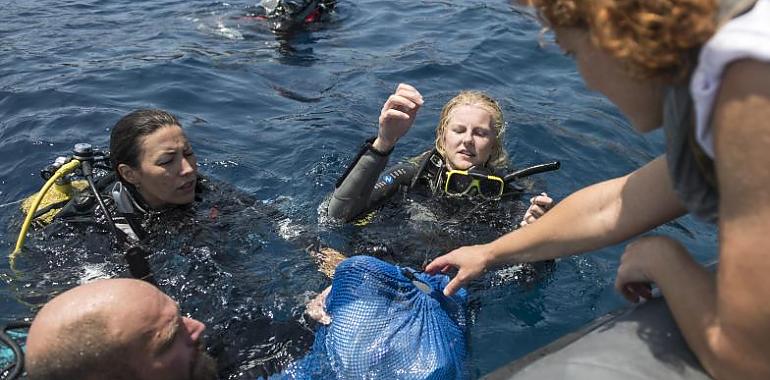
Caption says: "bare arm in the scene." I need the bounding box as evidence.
[490,155,686,262]
[621,60,770,379]
[427,155,687,295]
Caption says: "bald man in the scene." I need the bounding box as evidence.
[25,278,217,380]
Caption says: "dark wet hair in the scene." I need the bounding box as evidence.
[110,109,181,180]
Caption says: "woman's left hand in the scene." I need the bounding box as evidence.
[615,236,688,303]
[519,192,554,227]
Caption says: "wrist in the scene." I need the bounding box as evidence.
[644,238,692,281]
[480,242,501,268]
[371,137,395,155]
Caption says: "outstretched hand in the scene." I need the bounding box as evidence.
[373,83,423,152]
[424,244,493,297]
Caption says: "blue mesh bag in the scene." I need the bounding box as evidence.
[276,255,468,379]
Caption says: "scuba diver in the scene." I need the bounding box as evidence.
[322,84,558,268]
[9,109,320,379]
[304,85,560,339]
[12,109,231,281]
[328,83,557,223]
[243,0,336,31]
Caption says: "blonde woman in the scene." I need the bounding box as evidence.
[328,83,553,223]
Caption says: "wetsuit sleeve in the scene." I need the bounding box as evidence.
[328,147,390,221]
[368,161,419,207]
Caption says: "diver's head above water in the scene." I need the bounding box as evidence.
[110,109,198,209]
[26,278,217,380]
[434,91,507,170]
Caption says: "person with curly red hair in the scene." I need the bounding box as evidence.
[426,1,770,378]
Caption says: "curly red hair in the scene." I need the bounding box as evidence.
[529,0,717,82]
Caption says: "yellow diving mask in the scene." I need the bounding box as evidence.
[443,167,505,199]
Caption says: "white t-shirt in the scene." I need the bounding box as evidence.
[690,0,770,158]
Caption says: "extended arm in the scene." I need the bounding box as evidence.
[427,155,687,295]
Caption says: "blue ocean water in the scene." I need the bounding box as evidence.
[0,0,717,378]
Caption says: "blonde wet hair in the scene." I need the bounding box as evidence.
[434,90,508,168]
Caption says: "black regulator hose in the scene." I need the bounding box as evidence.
[82,161,118,237]
[125,246,157,286]
[1,321,30,380]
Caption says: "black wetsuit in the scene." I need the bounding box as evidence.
[245,0,336,30]
[17,171,321,380]
[328,138,521,223]
[327,139,553,331]
[326,139,531,270]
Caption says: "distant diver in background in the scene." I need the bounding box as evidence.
[244,0,336,30]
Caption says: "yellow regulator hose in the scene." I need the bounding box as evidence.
[10,159,81,267]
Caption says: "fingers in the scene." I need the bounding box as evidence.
[527,204,546,218]
[530,192,553,208]
[394,83,423,105]
[380,108,411,121]
[443,276,465,297]
[519,214,537,227]
[615,266,653,303]
[617,282,653,303]
[520,193,554,227]
[424,255,449,274]
[306,286,332,325]
[425,250,477,297]
[381,94,421,115]
[381,83,423,112]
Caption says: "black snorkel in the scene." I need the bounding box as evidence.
[503,161,561,183]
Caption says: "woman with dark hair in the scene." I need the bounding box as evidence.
[109,109,198,209]
[19,109,317,378]
[427,1,770,378]
[46,109,245,250]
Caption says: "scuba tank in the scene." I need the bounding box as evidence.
[19,155,91,227]
[11,143,155,284]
